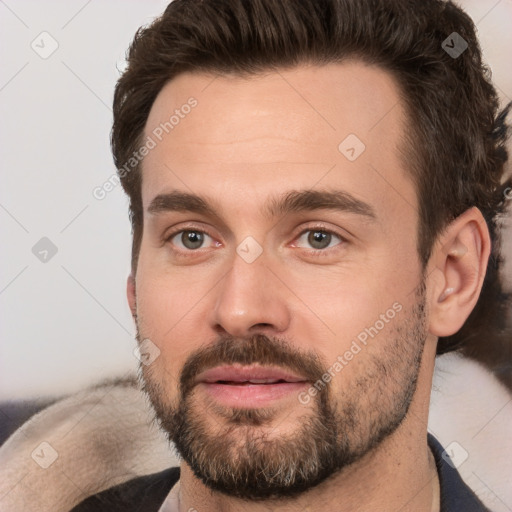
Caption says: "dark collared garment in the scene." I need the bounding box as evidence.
[71,434,489,511]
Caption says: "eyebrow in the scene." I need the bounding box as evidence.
[147,189,376,221]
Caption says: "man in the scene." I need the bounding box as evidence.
[72,0,510,510]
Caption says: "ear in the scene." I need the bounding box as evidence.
[127,274,137,320]
[427,207,491,337]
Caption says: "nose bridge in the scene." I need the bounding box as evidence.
[211,246,291,337]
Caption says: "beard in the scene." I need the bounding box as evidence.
[138,283,427,501]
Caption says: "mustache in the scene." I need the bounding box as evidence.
[179,333,327,397]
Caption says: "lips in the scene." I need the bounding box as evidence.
[197,365,307,385]
[196,365,310,407]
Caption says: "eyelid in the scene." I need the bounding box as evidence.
[163,223,219,250]
[163,222,348,254]
[290,225,347,251]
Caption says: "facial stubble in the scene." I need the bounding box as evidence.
[139,285,427,501]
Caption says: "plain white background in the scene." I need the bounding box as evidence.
[1,0,511,400]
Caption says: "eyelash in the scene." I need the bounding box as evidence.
[164,224,346,256]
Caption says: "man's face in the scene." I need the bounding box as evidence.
[132,62,429,499]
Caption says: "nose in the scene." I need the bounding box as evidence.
[210,249,291,338]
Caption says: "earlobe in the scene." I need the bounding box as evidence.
[428,207,490,337]
[127,274,137,319]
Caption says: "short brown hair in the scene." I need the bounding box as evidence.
[111,0,511,360]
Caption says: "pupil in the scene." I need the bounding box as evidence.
[183,231,203,249]
[309,231,330,249]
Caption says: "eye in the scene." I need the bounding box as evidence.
[293,228,344,251]
[168,229,215,251]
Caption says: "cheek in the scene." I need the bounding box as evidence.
[135,280,192,400]
[284,249,419,363]
[134,266,214,376]
[136,257,207,333]
[289,255,412,322]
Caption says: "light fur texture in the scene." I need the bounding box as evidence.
[0,379,177,512]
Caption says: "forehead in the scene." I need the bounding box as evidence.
[141,61,417,222]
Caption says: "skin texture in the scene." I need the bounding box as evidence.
[127,62,490,511]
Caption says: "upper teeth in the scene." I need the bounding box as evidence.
[247,379,280,384]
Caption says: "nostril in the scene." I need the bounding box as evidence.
[253,323,272,329]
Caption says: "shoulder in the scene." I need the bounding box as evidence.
[427,434,490,512]
[70,466,180,512]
